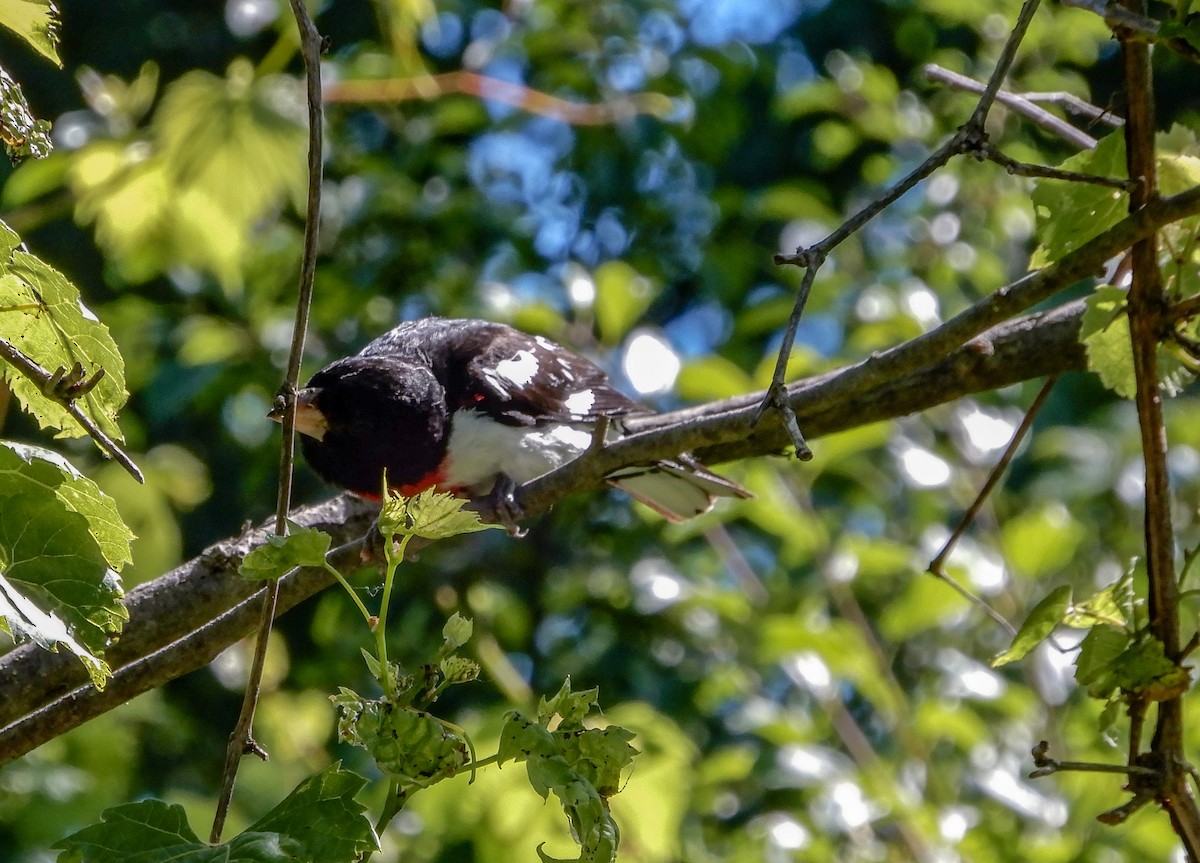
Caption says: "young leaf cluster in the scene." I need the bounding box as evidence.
[497,679,639,863]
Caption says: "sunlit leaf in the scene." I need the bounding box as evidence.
[0,443,128,684]
[239,523,331,581]
[992,585,1072,667]
[1079,284,1193,397]
[1074,624,1128,698]
[0,218,128,441]
[68,61,306,291]
[378,487,503,541]
[1030,131,1127,268]
[0,0,60,66]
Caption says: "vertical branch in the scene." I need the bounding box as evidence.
[209,1,325,844]
[1118,1,1200,854]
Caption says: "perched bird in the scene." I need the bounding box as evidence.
[270,317,750,524]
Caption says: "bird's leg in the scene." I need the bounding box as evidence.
[474,473,528,538]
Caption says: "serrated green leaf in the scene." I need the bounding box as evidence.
[0,0,60,66]
[1064,573,1131,628]
[54,766,377,863]
[499,683,634,863]
[1079,284,1194,397]
[992,585,1072,667]
[498,710,559,767]
[246,764,379,863]
[378,487,502,541]
[1075,625,1128,698]
[0,441,133,570]
[1030,131,1128,268]
[1110,637,1191,702]
[557,725,639,797]
[0,218,127,441]
[239,524,331,580]
[53,799,209,863]
[593,260,658,345]
[0,62,51,162]
[0,448,127,682]
[1080,285,1135,397]
[539,677,600,728]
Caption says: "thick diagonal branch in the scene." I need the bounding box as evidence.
[0,299,1087,765]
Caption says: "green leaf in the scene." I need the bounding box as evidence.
[245,764,379,863]
[1030,131,1127,268]
[1064,571,1132,628]
[239,523,331,581]
[0,441,134,571]
[593,260,658,345]
[1109,636,1191,702]
[335,695,469,785]
[497,683,635,863]
[0,0,60,66]
[0,218,128,441]
[0,62,51,161]
[1079,284,1193,397]
[498,710,559,766]
[992,585,1072,667]
[53,799,211,863]
[1080,285,1134,397]
[378,487,503,541]
[0,444,129,685]
[1074,625,1129,698]
[538,677,600,728]
[54,766,377,863]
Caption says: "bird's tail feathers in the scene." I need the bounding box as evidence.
[608,459,751,523]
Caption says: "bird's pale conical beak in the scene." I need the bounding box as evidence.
[267,388,329,441]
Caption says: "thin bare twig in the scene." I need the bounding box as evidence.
[1030,740,1161,778]
[0,335,143,482]
[930,376,1057,570]
[923,64,1115,149]
[764,0,1044,455]
[979,143,1135,190]
[210,1,325,844]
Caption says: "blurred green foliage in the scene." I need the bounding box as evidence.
[1,0,1200,861]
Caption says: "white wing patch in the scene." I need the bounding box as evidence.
[495,350,539,386]
[562,389,595,416]
[442,409,593,493]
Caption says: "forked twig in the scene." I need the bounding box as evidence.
[763,0,1044,455]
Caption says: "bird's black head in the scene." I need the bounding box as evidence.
[295,356,449,497]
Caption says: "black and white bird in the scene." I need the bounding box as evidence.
[271,317,750,523]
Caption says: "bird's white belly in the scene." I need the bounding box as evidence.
[440,409,594,492]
